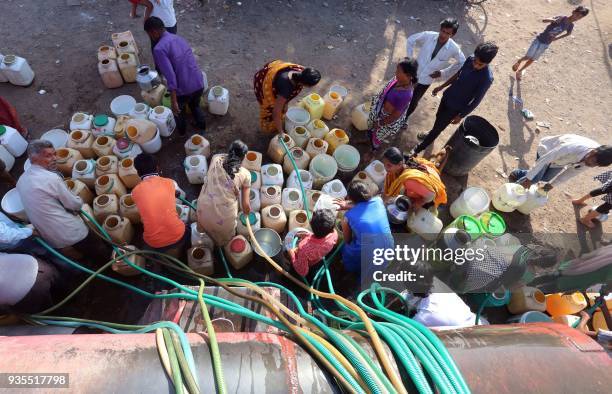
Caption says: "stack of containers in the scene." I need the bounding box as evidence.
[97,31,139,89]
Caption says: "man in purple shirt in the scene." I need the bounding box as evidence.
[144,17,206,135]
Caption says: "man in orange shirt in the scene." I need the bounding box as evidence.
[131,154,187,252]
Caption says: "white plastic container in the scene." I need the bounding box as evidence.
[0,125,27,157]
[261,164,284,186]
[70,112,93,131]
[330,84,349,100]
[305,138,329,158]
[41,129,69,149]
[91,114,117,137]
[0,145,15,171]
[351,102,371,131]
[188,247,214,275]
[224,235,253,270]
[260,185,282,209]
[184,155,208,184]
[0,55,35,86]
[284,107,310,133]
[138,128,162,153]
[72,159,97,188]
[129,103,150,120]
[0,54,8,83]
[176,204,190,223]
[322,179,347,199]
[250,170,261,190]
[282,147,310,174]
[207,86,230,115]
[517,185,549,215]
[282,188,304,214]
[242,151,263,172]
[407,208,443,241]
[323,90,343,120]
[184,135,211,158]
[236,212,262,237]
[148,106,176,137]
[289,126,311,149]
[267,133,295,163]
[239,189,261,212]
[352,171,379,195]
[110,95,137,117]
[287,169,313,190]
[306,119,330,139]
[309,154,338,189]
[450,187,491,218]
[1,188,28,222]
[364,160,387,189]
[190,222,215,249]
[492,183,528,213]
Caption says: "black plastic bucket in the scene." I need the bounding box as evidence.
[443,115,499,176]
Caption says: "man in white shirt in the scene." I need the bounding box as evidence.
[132,0,177,33]
[16,140,89,253]
[509,134,612,190]
[404,18,466,124]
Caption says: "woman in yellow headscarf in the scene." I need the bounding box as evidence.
[381,146,448,210]
[253,60,321,134]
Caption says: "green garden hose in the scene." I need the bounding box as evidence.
[163,328,185,394]
[197,279,226,394]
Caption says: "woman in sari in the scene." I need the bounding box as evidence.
[367,59,418,151]
[196,140,251,246]
[381,146,447,210]
[253,60,321,134]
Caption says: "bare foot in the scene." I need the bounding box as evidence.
[515,70,523,81]
[580,217,596,228]
[572,199,587,207]
[512,62,520,72]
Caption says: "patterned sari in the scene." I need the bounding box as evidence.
[253,60,304,133]
[367,78,412,150]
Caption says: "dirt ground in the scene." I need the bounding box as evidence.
[1,0,611,239]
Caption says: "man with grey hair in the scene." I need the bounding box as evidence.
[16,140,88,253]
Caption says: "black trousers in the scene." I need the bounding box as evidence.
[404,83,430,120]
[176,89,206,135]
[414,99,460,154]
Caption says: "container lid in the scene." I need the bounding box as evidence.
[250,171,257,183]
[93,114,109,127]
[454,215,482,237]
[479,211,506,236]
[0,125,5,135]
[240,212,257,226]
[229,237,246,253]
[116,138,130,150]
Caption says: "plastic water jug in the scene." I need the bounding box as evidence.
[309,154,338,189]
[282,188,303,213]
[68,130,95,159]
[129,103,151,120]
[284,107,310,133]
[142,85,167,108]
[236,212,261,237]
[301,93,325,120]
[323,91,343,120]
[243,151,263,173]
[148,106,175,137]
[224,235,253,270]
[240,189,261,212]
[289,210,311,232]
[190,222,215,248]
[0,146,15,172]
[114,115,130,138]
[111,245,145,276]
[70,112,93,131]
[184,155,208,184]
[283,147,310,174]
[139,128,162,154]
[450,187,491,218]
[364,160,386,189]
[95,155,118,177]
[545,293,587,317]
[352,171,379,195]
[188,246,214,275]
[517,184,549,215]
[289,126,311,149]
[72,159,96,188]
[113,138,143,159]
[307,190,322,212]
[492,183,528,213]
[115,40,140,64]
[111,31,139,52]
[305,138,329,158]
[188,199,198,223]
[118,158,141,189]
[92,136,116,157]
[117,53,138,83]
[103,215,134,245]
[95,174,127,198]
[287,170,313,190]
[261,164,284,186]
[507,287,547,314]
[333,144,360,177]
[322,179,347,199]
[330,84,349,100]
[0,55,35,86]
[407,208,443,241]
[184,134,211,158]
[1,188,28,221]
[65,178,94,205]
[119,194,141,224]
[324,129,349,155]
[92,115,117,138]
[313,193,340,217]
[267,133,295,164]
[351,102,371,131]
[306,119,329,139]
[0,125,27,157]
[207,86,230,115]
[93,194,119,222]
[97,46,117,62]
[250,171,261,190]
[261,204,288,234]
[125,118,156,144]
[260,185,282,209]
[98,59,124,89]
[56,148,83,176]
[176,204,190,224]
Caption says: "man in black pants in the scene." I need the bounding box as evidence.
[404,18,465,124]
[412,42,498,156]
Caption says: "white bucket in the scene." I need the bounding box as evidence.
[450,187,491,218]
[1,188,28,221]
[309,154,338,189]
[284,107,310,133]
[41,129,69,149]
[138,128,162,153]
[110,95,136,117]
[287,169,313,190]
[333,144,360,175]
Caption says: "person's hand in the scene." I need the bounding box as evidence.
[429,71,442,79]
[171,98,180,116]
[572,198,587,207]
[519,178,532,188]
[333,198,349,211]
[450,115,462,124]
[431,87,441,96]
